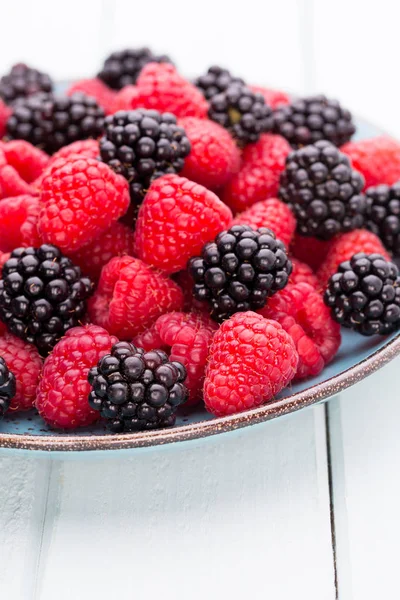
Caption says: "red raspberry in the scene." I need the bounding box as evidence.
[317,229,390,287]
[178,117,241,189]
[134,311,217,406]
[0,334,42,412]
[173,269,210,314]
[290,233,332,271]
[0,146,37,199]
[0,99,11,138]
[67,79,117,114]
[342,136,400,189]
[38,155,130,252]
[67,222,135,281]
[289,258,319,289]
[116,63,209,118]
[222,134,291,214]
[232,197,296,248]
[259,283,341,380]
[204,312,298,416]
[36,325,117,429]
[0,194,40,251]
[0,140,49,183]
[0,251,10,277]
[249,85,290,109]
[88,256,184,339]
[134,174,232,274]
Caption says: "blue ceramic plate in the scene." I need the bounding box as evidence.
[1,118,399,451]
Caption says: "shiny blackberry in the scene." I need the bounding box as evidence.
[324,253,400,336]
[365,182,400,257]
[6,92,105,154]
[100,109,191,211]
[88,342,188,433]
[279,140,366,239]
[272,95,355,148]
[0,63,53,105]
[208,84,273,145]
[98,48,172,90]
[0,245,94,355]
[194,65,244,100]
[0,357,16,418]
[189,224,292,322]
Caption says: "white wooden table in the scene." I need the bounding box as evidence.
[0,357,398,600]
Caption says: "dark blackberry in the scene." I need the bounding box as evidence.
[365,182,400,257]
[0,357,16,418]
[88,342,188,432]
[189,224,292,322]
[279,140,366,240]
[194,65,244,100]
[324,253,400,336]
[208,83,273,146]
[100,109,191,211]
[0,245,94,355]
[272,95,355,148]
[98,48,172,90]
[0,63,53,106]
[6,92,105,154]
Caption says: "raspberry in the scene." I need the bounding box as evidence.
[249,85,290,109]
[67,79,117,114]
[0,356,16,418]
[0,334,42,412]
[116,63,208,119]
[0,146,37,199]
[67,222,135,281]
[222,134,291,214]
[134,311,216,406]
[172,270,210,314]
[0,140,49,184]
[88,342,187,433]
[0,63,53,105]
[0,194,40,251]
[39,155,130,252]
[0,99,12,138]
[290,233,332,271]
[317,229,390,287]
[88,256,184,339]
[289,258,320,289]
[178,117,241,189]
[98,48,172,90]
[232,197,296,248]
[134,174,232,274]
[194,66,244,101]
[259,283,341,379]
[342,136,400,189]
[365,182,400,256]
[203,312,298,416]
[36,324,117,429]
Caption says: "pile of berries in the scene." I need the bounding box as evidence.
[0,48,398,434]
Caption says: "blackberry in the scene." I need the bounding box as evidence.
[100,109,191,211]
[0,245,94,355]
[194,65,244,100]
[0,357,16,419]
[365,182,400,257]
[88,342,188,433]
[272,95,355,148]
[189,224,292,322]
[0,63,53,106]
[324,253,400,336]
[6,92,105,154]
[98,48,172,90]
[279,140,366,240]
[208,83,273,146]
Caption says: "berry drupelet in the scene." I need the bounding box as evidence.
[88,342,188,432]
[0,244,94,355]
[365,182,400,257]
[324,253,400,336]
[272,95,355,148]
[194,65,244,100]
[0,357,16,418]
[6,92,105,154]
[98,48,172,90]
[208,83,273,146]
[100,109,191,209]
[0,63,53,105]
[189,224,292,322]
[279,140,366,239]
